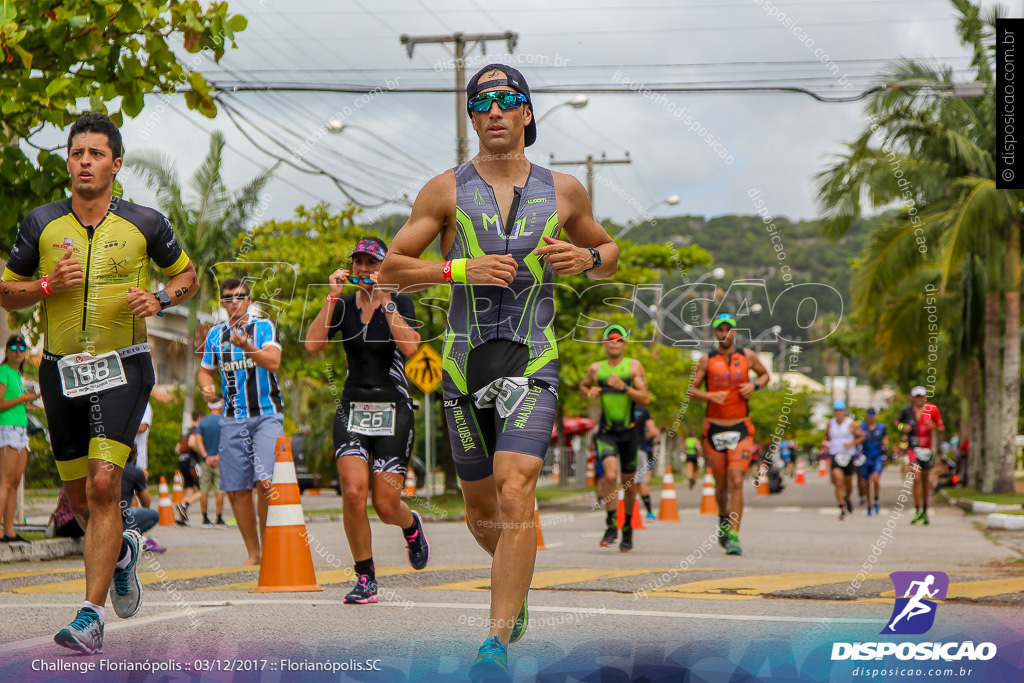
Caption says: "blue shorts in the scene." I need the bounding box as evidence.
[859,457,884,479]
[218,413,285,491]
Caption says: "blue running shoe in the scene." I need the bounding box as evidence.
[509,597,529,644]
[344,574,378,604]
[111,529,142,618]
[469,636,509,681]
[405,510,431,570]
[54,608,103,654]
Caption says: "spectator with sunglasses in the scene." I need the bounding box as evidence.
[0,334,40,543]
[379,64,618,678]
[305,237,429,605]
[198,278,284,566]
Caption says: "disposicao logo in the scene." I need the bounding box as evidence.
[882,570,948,635]
[831,571,997,663]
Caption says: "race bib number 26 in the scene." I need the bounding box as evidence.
[348,402,396,436]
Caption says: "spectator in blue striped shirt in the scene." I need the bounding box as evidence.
[198,277,284,565]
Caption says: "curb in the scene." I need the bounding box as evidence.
[938,490,1024,514]
[0,537,84,563]
[986,513,1024,530]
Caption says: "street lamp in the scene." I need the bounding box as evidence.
[617,194,681,238]
[537,94,589,123]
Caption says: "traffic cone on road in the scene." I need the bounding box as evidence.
[700,469,718,515]
[402,468,417,497]
[616,489,626,529]
[795,459,807,485]
[585,458,595,487]
[657,465,680,522]
[552,459,560,483]
[172,471,184,505]
[253,436,324,593]
[756,466,771,497]
[818,457,828,477]
[631,497,646,529]
[158,476,175,526]
[534,499,547,551]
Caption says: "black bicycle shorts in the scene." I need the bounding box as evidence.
[334,400,414,475]
[40,352,154,481]
[595,429,639,474]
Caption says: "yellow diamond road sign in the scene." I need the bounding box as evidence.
[405,344,443,393]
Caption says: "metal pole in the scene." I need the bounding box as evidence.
[585,155,594,209]
[425,392,433,499]
[454,35,468,165]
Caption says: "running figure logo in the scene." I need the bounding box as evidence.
[881,571,949,635]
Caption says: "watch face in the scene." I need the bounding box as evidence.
[384,301,397,313]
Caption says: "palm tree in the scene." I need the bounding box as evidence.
[815,0,1020,493]
[129,132,275,428]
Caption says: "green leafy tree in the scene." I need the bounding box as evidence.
[0,0,247,246]
[129,132,274,428]
[815,0,1019,493]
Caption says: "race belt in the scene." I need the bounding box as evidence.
[49,344,150,398]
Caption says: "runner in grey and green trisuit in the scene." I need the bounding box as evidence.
[379,63,619,680]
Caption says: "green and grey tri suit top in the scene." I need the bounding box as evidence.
[441,162,561,398]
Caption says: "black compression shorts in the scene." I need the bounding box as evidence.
[334,400,415,475]
[595,429,639,474]
[39,352,155,482]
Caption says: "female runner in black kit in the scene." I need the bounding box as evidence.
[305,237,430,604]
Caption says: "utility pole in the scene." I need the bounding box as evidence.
[400,32,519,165]
[549,153,631,208]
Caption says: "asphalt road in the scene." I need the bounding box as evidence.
[1,468,1022,682]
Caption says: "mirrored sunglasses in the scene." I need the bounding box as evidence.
[8,345,26,352]
[221,293,249,302]
[468,91,529,113]
[347,276,374,285]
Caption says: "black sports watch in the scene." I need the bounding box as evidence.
[154,291,172,310]
[583,247,602,274]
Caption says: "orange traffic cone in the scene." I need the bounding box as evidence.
[795,458,806,485]
[534,499,547,550]
[700,468,718,515]
[756,466,771,497]
[402,468,417,497]
[585,458,595,487]
[307,488,321,496]
[158,476,175,526]
[253,436,324,593]
[552,459,560,483]
[631,497,646,529]
[616,489,626,529]
[658,465,680,522]
[172,470,184,505]
[818,457,828,477]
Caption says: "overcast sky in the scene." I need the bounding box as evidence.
[36,0,1011,228]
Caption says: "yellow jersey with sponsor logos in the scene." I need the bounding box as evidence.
[2,198,190,355]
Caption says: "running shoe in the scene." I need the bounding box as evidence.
[873,503,881,516]
[469,636,509,681]
[839,509,846,521]
[921,512,930,526]
[619,526,633,553]
[688,478,696,490]
[201,516,213,529]
[343,574,378,604]
[509,597,529,644]
[111,529,142,619]
[645,512,656,522]
[405,510,431,570]
[911,511,924,525]
[866,504,873,517]
[2,533,29,543]
[725,531,742,556]
[215,516,229,529]
[600,526,617,547]
[859,496,867,507]
[717,519,730,548]
[54,607,103,654]
[142,538,166,554]
[845,499,854,514]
